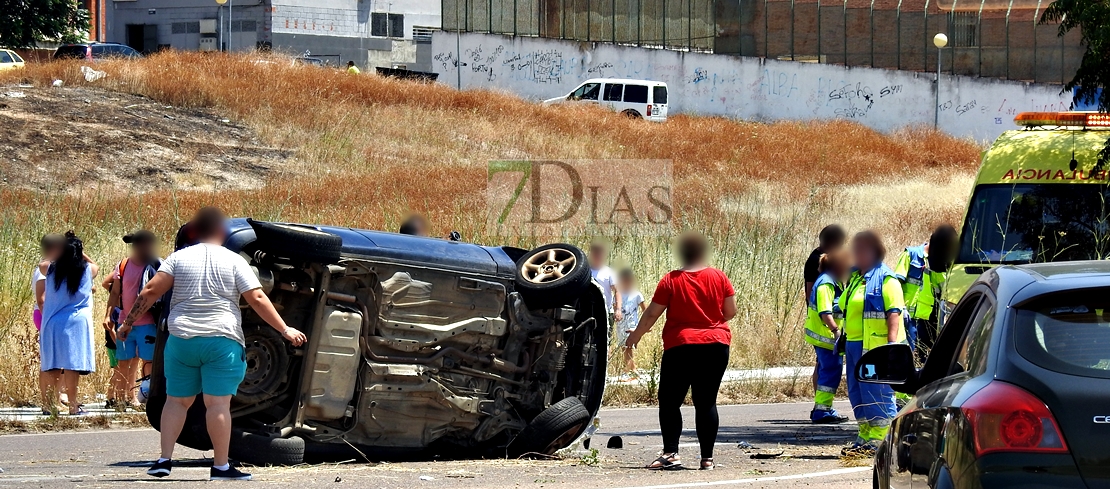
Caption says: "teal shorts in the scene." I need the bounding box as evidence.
[164,336,246,398]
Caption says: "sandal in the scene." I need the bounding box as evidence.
[647,453,682,470]
[700,458,715,471]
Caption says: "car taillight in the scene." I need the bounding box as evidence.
[962,381,1068,456]
[647,105,652,116]
[86,46,92,59]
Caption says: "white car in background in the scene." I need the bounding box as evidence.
[544,78,668,122]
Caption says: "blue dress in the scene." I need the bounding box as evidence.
[40,268,96,373]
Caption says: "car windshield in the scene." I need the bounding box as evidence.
[958,183,1110,264]
[1015,288,1110,379]
[11,51,23,62]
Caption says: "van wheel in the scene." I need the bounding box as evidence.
[621,109,642,119]
[514,243,591,309]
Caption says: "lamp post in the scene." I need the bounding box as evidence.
[215,0,231,51]
[933,33,948,129]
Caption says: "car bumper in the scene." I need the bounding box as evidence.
[967,453,1087,488]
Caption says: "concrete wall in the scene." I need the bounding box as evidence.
[431,32,1073,141]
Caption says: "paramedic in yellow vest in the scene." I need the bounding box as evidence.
[803,225,846,401]
[841,230,905,456]
[347,61,361,74]
[894,224,958,361]
[805,249,850,424]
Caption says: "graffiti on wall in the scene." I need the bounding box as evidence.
[432,33,1074,140]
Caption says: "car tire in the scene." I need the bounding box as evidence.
[873,468,881,489]
[247,219,343,264]
[508,397,592,457]
[229,430,306,466]
[621,109,642,119]
[514,243,591,309]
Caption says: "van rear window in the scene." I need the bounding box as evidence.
[624,85,648,104]
[54,46,88,59]
[653,86,668,104]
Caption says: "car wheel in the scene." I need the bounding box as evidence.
[514,243,591,309]
[508,397,592,457]
[229,430,306,466]
[236,325,292,404]
[247,219,343,264]
[621,109,642,119]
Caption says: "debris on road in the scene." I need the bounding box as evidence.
[737,441,756,450]
[750,451,785,459]
[419,475,435,481]
[81,66,107,82]
[606,436,623,449]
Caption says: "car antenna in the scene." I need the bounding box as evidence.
[1070,131,1079,172]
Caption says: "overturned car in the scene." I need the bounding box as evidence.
[146,219,608,464]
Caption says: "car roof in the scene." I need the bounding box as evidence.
[986,261,1110,306]
[580,78,667,86]
[977,129,1110,184]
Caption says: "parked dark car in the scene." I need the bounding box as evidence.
[145,219,608,465]
[53,42,142,60]
[858,261,1110,489]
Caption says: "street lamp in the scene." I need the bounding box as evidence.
[215,0,231,52]
[933,33,948,129]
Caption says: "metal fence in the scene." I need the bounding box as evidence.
[442,0,1085,83]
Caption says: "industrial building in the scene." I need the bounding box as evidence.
[83,0,440,72]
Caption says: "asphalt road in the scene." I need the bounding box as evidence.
[0,401,872,489]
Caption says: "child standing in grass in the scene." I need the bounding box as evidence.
[616,268,645,379]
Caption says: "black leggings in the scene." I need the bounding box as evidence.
[658,342,730,458]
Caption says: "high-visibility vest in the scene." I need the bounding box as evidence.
[899,245,945,321]
[844,264,906,352]
[805,273,842,349]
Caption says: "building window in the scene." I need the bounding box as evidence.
[231,20,258,32]
[371,12,404,38]
[412,26,435,41]
[948,11,977,48]
[172,22,200,34]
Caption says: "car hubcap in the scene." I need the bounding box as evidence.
[521,248,576,284]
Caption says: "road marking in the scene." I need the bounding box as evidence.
[604,467,871,489]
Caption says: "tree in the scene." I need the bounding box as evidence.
[0,0,90,49]
[1043,0,1110,163]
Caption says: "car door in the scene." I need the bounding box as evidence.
[906,289,996,488]
[603,83,623,111]
[567,82,601,105]
[883,289,982,489]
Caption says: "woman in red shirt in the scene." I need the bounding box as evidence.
[625,232,737,471]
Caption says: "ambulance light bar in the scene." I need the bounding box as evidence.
[1015,112,1110,128]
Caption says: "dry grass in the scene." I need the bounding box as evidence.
[0,51,983,407]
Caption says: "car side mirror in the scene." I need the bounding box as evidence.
[856,344,916,386]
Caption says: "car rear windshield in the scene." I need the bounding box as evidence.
[54,45,88,59]
[1015,288,1110,379]
[653,86,667,104]
[958,183,1110,264]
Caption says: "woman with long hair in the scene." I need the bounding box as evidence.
[841,230,905,455]
[626,232,737,471]
[39,231,99,415]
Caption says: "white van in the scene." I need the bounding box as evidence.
[543,78,669,122]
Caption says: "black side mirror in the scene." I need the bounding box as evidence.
[856,344,916,387]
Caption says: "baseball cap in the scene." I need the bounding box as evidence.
[122,230,156,245]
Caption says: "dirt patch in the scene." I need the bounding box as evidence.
[0,85,296,192]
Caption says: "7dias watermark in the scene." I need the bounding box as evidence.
[486,160,673,236]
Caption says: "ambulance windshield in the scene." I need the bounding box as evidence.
[958,183,1110,264]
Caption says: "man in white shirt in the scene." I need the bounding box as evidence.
[589,242,622,324]
[119,208,306,481]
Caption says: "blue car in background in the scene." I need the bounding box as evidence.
[145,219,608,464]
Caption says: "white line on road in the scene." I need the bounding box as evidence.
[604,467,871,489]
